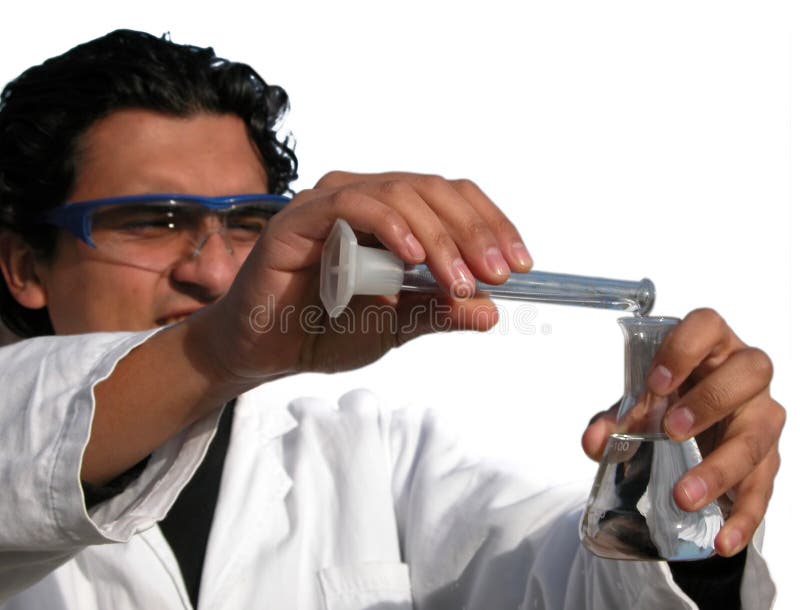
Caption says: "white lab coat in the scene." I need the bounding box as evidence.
[0,331,776,609]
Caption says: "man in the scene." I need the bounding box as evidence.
[0,29,783,609]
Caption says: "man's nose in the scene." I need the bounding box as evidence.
[169,230,240,300]
[191,228,234,258]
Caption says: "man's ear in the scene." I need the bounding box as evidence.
[0,231,48,309]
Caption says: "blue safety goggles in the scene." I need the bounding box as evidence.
[40,193,292,247]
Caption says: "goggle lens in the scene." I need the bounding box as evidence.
[39,193,290,272]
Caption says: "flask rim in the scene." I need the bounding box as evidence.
[617,315,681,329]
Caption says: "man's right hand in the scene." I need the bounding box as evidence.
[200,171,534,381]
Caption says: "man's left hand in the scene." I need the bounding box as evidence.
[582,308,785,557]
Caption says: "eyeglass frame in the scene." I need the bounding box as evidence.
[39,193,293,248]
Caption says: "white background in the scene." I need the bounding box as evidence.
[1,0,795,607]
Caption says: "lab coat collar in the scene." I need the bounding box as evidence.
[234,386,299,443]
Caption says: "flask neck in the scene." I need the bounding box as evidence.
[618,316,680,424]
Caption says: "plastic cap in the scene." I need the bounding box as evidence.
[320,219,405,318]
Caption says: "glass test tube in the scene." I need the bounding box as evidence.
[400,265,655,315]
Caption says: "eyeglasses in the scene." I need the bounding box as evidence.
[40,193,292,272]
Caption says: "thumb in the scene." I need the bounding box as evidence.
[581,402,620,461]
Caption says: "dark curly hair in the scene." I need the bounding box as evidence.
[0,29,298,338]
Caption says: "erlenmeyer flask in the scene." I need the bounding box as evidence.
[580,316,724,561]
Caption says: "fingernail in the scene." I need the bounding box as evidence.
[648,364,672,394]
[485,247,510,277]
[678,475,708,506]
[510,242,533,268]
[404,233,425,260]
[450,258,475,299]
[665,406,694,437]
[720,529,743,556]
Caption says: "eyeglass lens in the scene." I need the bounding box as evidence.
[88,201,276,270]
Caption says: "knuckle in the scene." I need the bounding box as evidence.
[451,178,479,195]
[378,179,414,199]
[431,230,453,250]
[489,215,518,237]
[329,187,359,211]
[736,511,761,538]
[744,347,774,381]
[702,462,729,496]
[686,307,720,323]
[415,173,447,192]
[742,433,765,469]
[316,170,347,188]
[463,219,490,239]
[686,307,727,335]
[773,402,787,432]
[770,449,782,475]
[761,400,787,439]
[694,382,732,415]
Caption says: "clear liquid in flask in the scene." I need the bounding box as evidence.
[580,433,724,561]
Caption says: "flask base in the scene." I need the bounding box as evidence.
[580,433,722,562]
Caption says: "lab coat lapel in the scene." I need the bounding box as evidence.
[139,526,195,610]
[197,393,296,609]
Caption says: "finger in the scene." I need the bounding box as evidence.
[356,179,481,297]
[645,308,745,396]
[308,172,533,285]
[714,449,780,557]
[449,295,500,331]
[367,175,511,285]
[449,178,533,272]
[393,294,499,346]
[662,347,775,440]
[672,395,784,512]
[581,403,620,461]
[265,190,426,268]
[360,173,529,280]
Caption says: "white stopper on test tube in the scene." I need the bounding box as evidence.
[320,219,405,318]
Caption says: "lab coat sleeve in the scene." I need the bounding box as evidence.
[0,331,222,601]
[387,406,776,610]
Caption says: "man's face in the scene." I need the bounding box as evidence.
[31,110,269,334]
